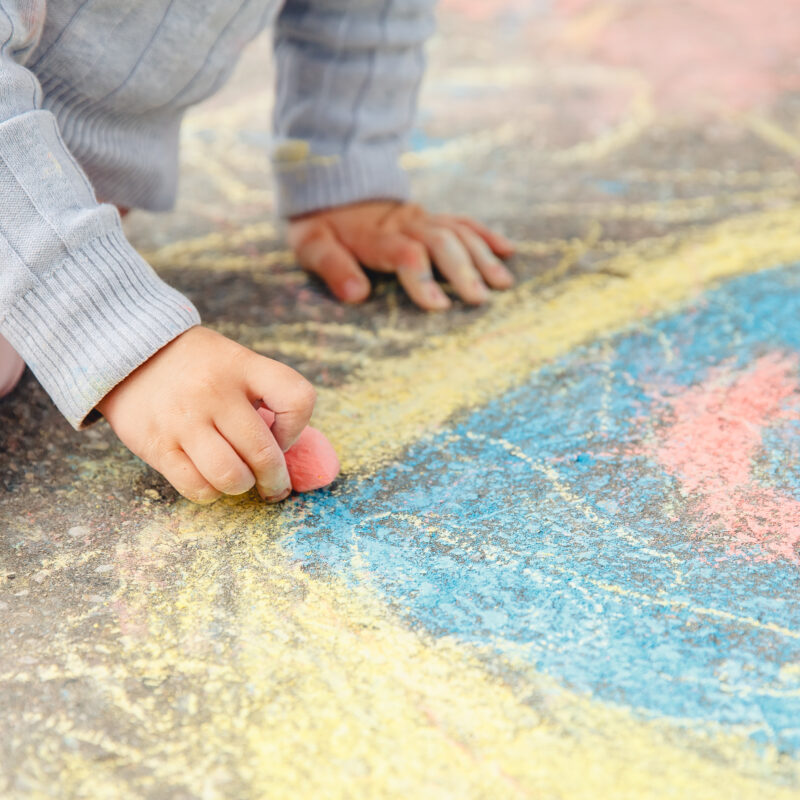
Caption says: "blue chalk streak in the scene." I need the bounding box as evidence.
[282,263,800,754]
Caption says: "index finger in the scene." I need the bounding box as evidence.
[244,355,316,451]
[215,402,292,502]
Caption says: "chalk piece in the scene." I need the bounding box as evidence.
[284,426,341,492]
[256,405,340,493]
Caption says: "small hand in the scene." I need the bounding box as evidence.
[288,201,516,310]
[97,326,317,504]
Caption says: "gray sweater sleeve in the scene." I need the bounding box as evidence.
[0,3,200,430]
[272,0,436,218]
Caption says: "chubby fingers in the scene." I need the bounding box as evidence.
[156,353,313,504]
[349,222,515,309]
[439,222,515,290]
[441,215,516,258]
[158,447,222,505]
[349,232,451,311]
[406,226,490,305]
[405,220,517,304]
[214,402,292,502]
[292,221,371,303]
[182,428,257,497]
[244,355,316,452]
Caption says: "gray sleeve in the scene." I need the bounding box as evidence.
[0,2,200,429]
[271,0,436,218]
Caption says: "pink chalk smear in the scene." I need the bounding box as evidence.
[654,353,800,562]
[554,0,800,113]
[257,406,340,493]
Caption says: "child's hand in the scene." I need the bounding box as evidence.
[288,200,516,310]
[96,326,316,504]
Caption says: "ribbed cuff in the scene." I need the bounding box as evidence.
[273,146,411,218]
[1,229,200,429]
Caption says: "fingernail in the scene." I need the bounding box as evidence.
[472,279,490,302]
[428,286,451,310]
[259,486,292,503]
[342,279,367,303]
[494,261,516,285]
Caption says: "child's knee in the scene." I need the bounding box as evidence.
[0,334,25,399]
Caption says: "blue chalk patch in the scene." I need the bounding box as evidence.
[282,263,800,754]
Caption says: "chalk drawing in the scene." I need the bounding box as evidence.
[282,265,800,756]
[7,1,800,795]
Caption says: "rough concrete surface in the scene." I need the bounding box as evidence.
[3,1,800,797]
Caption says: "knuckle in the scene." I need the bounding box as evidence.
[317,253,345,276]
[454,222,475,242]
[397,242,427,270]
[430,228,454,250]
[142,433,172,466]
[405,203,425,220]
[395,203,425,227]
[171,402,199,427]
[290,377,317,411]
[227,344,252,374]
[294,223,329,252]
[249,440,284,472]
[214,465,253,495]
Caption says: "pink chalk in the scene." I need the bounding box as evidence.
[652,353,800,563]
[283,426,341,492]
[256,405,340,493]
[556,0,800,115]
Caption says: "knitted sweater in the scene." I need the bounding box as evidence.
[0,0,434,428]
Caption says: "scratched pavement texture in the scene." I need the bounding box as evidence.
[4,0,800,798]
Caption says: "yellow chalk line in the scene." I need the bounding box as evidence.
[622,165,798,187]
[407,63,653,169]
[315,204,800,474]
[139,220,279,266]
[552,77,653,165]
[18,207,800,797]
[746,114,800,159]
[138,189,800,277]
[526,183,800,222]
[21,513,799,799]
